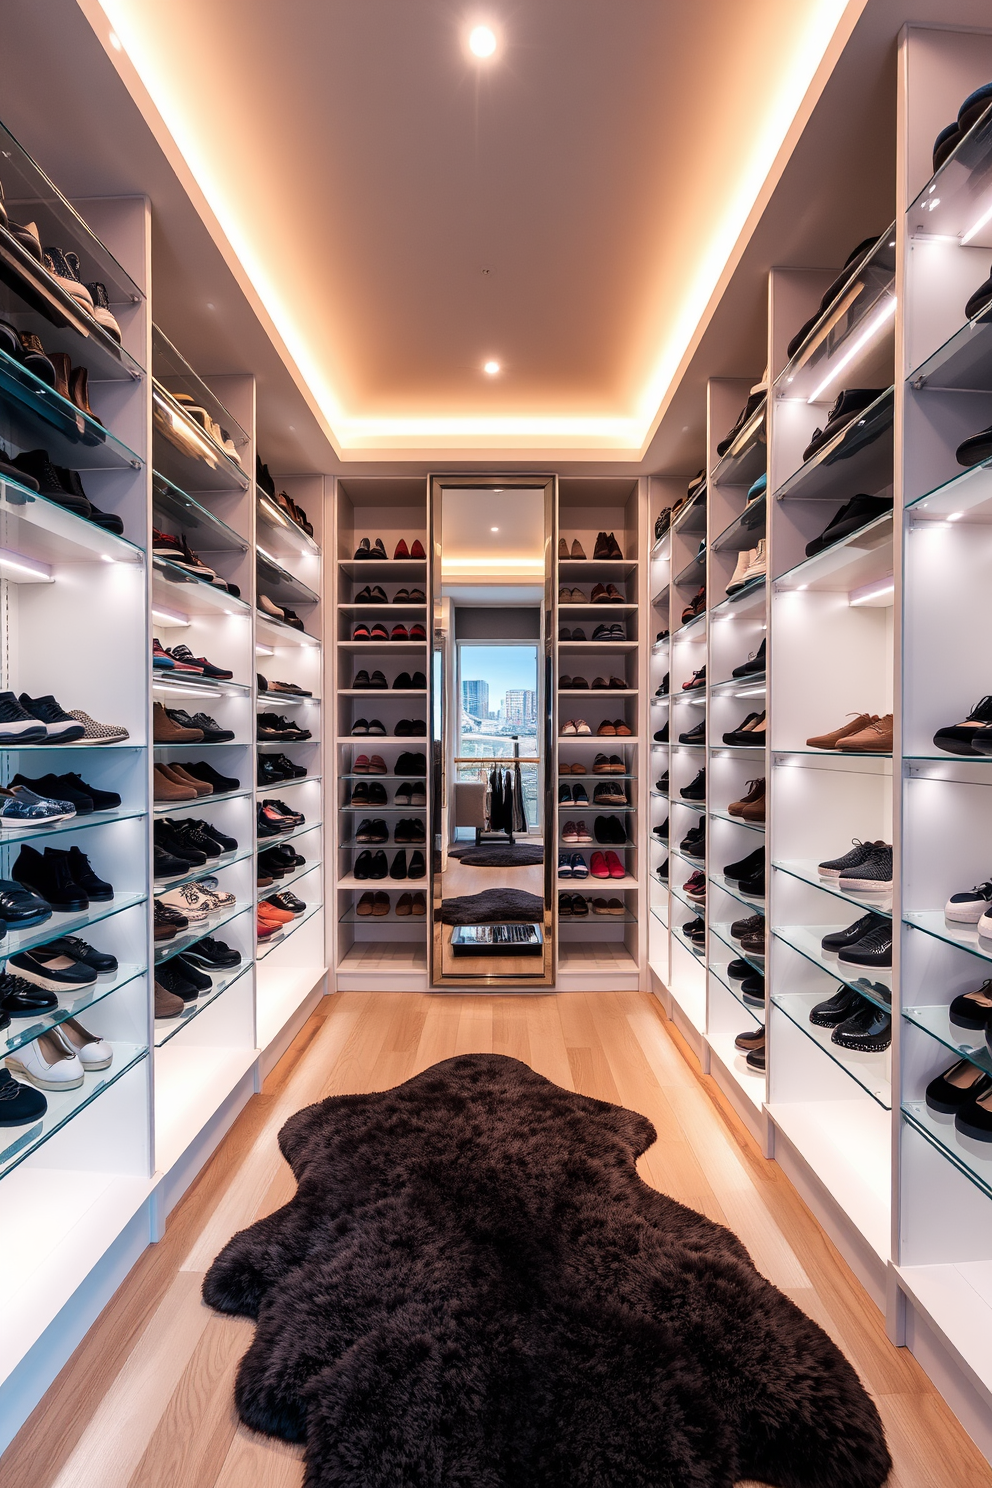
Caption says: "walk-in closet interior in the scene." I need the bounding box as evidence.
[3,0,992,1483]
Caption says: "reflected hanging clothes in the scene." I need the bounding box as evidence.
[512,760,527,833]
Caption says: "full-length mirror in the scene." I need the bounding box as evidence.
[429,476,555,984]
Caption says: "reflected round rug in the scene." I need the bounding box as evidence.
[448,843,544,866]
[440,887,544,924]
[204,1055,890,1488]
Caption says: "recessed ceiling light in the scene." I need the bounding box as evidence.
[491,526,499,532]
[483,360,500,375]
[108,30,122,50]
[469,25,497,58]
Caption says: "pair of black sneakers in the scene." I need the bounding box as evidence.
[11,770,121,813]
[354,819,389,844]
[821,911,892,967]
[166,707,234,743]
[258,711,311,741]
[155,817,237,878]
[680,824,705,861]
[259,843,305,881]
[13,843,112,911]
[809,982,891,1051]
[354,819,424,845]
[727,960,765,1007]
[396,751,427,775]
[723,846,764,898]
[680,769,706,802]
[354,849,426,881]
[258,754,306,786]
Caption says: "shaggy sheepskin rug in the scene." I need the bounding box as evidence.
[447,843,544,866]
[440,887,545,924]
[204,1055,891,1488]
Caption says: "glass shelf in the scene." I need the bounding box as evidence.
[910,311,992,393]
[710,873,764,913]
[257,737,320,754]
[709,578,766,619]
[775,231,896,400]
[1,962,144,1060]
[773,858,892,918]
[257,547,320,608]
[905,453,992,525]
[152,846,251,892]
[156,738,252,753]
[338,557,427,581]
[770,748,891,768]
[257,489,320,557]
[903,1004,992,1074]
[271,816,322,847]
[709,807,764,833]
[674,548,706,587]
[908,101,992,246]
[671,491,707,536]
[709,954,765,1013]
[266,851,320,896]
[0,1041,146,1183]
[649,903,669,930]
[0,803,144,846]
[152,788,249,818]
[338,903,428,925]
[257,611,321,648]
[710,674,766,696]
[0,473,144,568]
[154,899,247,965]
[650,585,670,607]
[773,387,893,504]
[711,493,766,554]
[671,612,707,642]
[557,639,638,653]
[559,896,639,924]
[713,400,767,487]
[558,558,637,580]
[152,472,247,556]
[772,922,892,999]
[772,989,891,1108]
[257,893,322,960]
[0,891,145,959]
[152,382,248,498]
[152,325,248,447]
[672,799,705,814]
[0,346,142,471]
[710,920,763,974]
[152,557,251,618]
[773,509,893,593]
[154,961,252,1048]
[152,672,251,701]
[904,910,992,965]
[902,1104,992,1204]
[670,879,704,916]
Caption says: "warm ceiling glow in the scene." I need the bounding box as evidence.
[490,526,499,532]
[94,0,852,459]
[468,25,497,58]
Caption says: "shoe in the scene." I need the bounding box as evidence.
[680,769,706,802]
[954,1078,992,1142]
[734,1027,765,1053]
[0,787,71,826]
[838,843,892,893]
[934,696,992,755]
[65,711,129,744]
[819,840,884,881]
[803,389,885,461]
[0,693,49,743]
[0,971,58,1016]
[745,1045,766,1072]
[681,586,706,624]
[58,1017,113,1070]
[154,764,198,802]
[168,709,235,744]
[740,974,765,1007]
[570,853,589,880]
[738,539,767,587]
[945,880,992,923]
[821,911,888,953]
[183,937,241,970]
[6,1029,83,1090]
[682,668,705,692]
[926,1057,992,1115]
[787,237,881,357]
[13,843,89,910]
[731,639,766,678]
[836,715,892,753]
[805,495,893,557]
[949,979,992,1030]
[731,911,764,943]
[683,916,706,946]
[956,423,992,468]
[806,713,875,750]
[153,702,203,743]
[684,870,706,903]
[809,984,864,1027]
[738,782,766,823]
[0,1067,48,1125]
[716,392,764,456]
[18,693,86,743]
[726,549,752,595]
[680,826,704,860]
[831,998,891,1051]
[678,719,706,745]
[10,449,90,515]
[723,847,764,883]
[653,723,669,743]
[837,919,893,967]
[722,710,766,746]
[9,946,97,990]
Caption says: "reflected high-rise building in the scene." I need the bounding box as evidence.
[462,678,489,723]
[504,689,537,728]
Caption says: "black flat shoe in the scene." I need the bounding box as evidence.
[949,978,992,1030]
[926,1058,991,1116]
[955,1080,992,1142]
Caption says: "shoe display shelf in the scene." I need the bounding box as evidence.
[0,135,156,1444]
[148,346,259,1202]
[332,478,430,989]
[889,26,992,1435]
[647,477,678,991]
[554,479,645,991]
[254,472,325,1067]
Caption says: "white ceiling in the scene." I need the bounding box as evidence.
[90,0,859,461]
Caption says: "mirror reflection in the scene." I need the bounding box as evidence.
[430,479,554,984]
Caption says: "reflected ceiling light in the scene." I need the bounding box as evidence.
[805,296,896,403]
[849,576,894,607]
[468,25,497,58]
[483,360,500,375]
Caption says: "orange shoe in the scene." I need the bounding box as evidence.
[256,913,281,940]
[258,899,295,925]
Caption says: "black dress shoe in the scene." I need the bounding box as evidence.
[723,847,764,882]
[0,877,50,926]
[13,844,87,911]
[43,935,117,973]
[183,937,241,970]
[155,822,207,866]
[726,960,750,980]
[174,954,213,992]
[955,1080,992,1142]
[802,389,885,462]
[269,891,305,914]
[0,971,58,1015]
[820,911,888,953]
[194,819,238,852]
[369,850,388,880]
[740,974,765,1007]
[11,772,93,813]
[949,978,992,1030]
[837,920,892,967]
[390,850,408,880]
[63,846,113,901]
[804,495,892,557]
[0,1067,47,1125]
[926,1058,992,1115]
[157,958,200,1003]
[408,850,426,880]
[809,983,862,1027]
[181,761,241,793]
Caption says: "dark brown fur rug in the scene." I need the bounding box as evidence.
[203,1054,891,1488]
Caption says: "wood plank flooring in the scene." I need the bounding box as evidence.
[2,989,990,1488]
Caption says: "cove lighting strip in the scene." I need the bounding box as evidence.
[848,576,894,607]
[153,679,223,698]
[151,604,190,628]
[0,548,53,583]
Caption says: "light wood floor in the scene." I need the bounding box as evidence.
[2,990,990,1488]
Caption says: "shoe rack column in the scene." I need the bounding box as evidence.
[554,480,640,989]
[0,160,154,1443]
[893,23,992,1443]
[764,231,897,1303]
[147,351,257,1212]
[254,471,325,1067]
[702,377,769,1136]
[332,479,429,990]
[647,476,680,997]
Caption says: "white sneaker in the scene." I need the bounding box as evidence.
[741,539,767,585]
[7,1031,84,1090]
[56,1019,113,1072]
[726,550,751,595]
[194,882,236,910]
[159,883,213,921]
